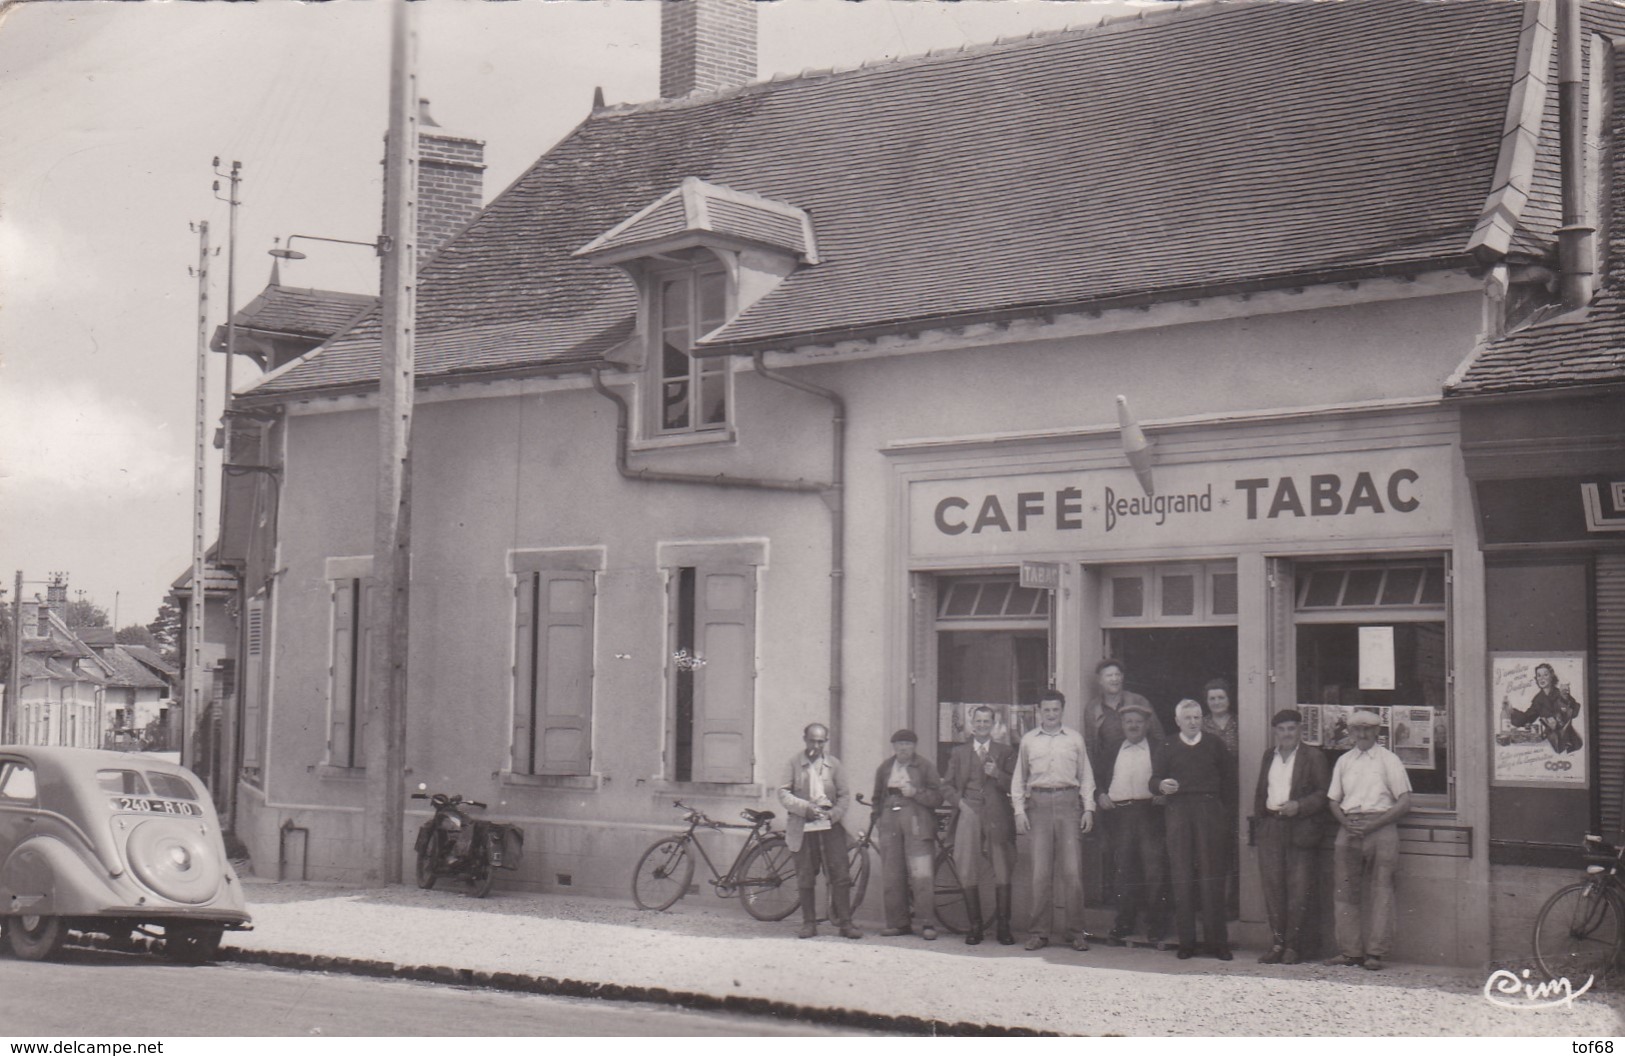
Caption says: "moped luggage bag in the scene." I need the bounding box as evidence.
[496,825,524,871]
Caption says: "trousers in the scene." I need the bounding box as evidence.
[1164,794,1228,950]
[1102,800,1167,939]
[1024,789,1085,940]
[1256,814,1315,949]
[1333,819,1398,958]
[877,799,937,930]
[794,825,854,925]
[951,799,1014,888]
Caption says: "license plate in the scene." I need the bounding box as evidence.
[109,796,201,816]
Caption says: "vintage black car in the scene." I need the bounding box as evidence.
[0,746,251,961]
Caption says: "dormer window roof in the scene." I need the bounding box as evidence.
[574,177,818,266]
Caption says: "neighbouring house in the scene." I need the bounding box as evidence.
[216,0,1625,966]
[14,599,107,749]
[76,628,178,751]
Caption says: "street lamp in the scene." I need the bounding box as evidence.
[269,233,389,260]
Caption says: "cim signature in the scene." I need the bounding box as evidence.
[1482,967,1594,1009]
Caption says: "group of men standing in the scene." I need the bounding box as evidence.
[777,658,1413,970]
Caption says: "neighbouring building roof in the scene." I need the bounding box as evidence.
[247,0,1569,401]
[94,645,171,691]
[212,283,375,348]
[122,644,179,680]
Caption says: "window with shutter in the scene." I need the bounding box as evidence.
[509,548,604,778]
[327,578,366,768]
[665,557,759,784]
[241,596,265,774]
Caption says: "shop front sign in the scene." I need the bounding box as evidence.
[910,447,1453,557]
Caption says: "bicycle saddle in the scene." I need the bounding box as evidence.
[742,808,775,824]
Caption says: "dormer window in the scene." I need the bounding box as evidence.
[655,260,730,435]
[574,177,819,443]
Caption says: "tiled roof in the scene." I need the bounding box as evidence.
[1447,0,1625,398]
[574,177,818,263]
[96,645,170,690]
[212,284,375,350]
[250,0,1533,399]
[122,644,179,679]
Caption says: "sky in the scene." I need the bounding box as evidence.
[0,0,1134,629]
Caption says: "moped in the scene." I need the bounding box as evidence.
[410,786,523,898]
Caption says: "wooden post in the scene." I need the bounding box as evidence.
[4,570,20,743]
[363,0,418,886]
[186,221,211,773]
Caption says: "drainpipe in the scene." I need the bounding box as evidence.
[588,365,847,753]
[750,353,846,758]
[1558,0,1596,308]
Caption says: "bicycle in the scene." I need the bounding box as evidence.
[1532,832,1625,983]
[631,800,799,922]
[843,793,971,933]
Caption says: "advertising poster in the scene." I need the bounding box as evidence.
[1299,704,1390,751]
[1390,706,1435,770]
[1491,652,1587,788]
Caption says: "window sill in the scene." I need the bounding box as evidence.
[497,771,601,792]
[630,426,737,453]
[311,764,366,781]
[642,778,766,800]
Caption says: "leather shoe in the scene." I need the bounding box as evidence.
[1176,947,1195,960]
[1024,936,1049,951]
[1282,949,1300,965]
[920,926,938,941]
[1361,956,1384,971]
[798,923,818,939]
[879,927,911,937]
[1258,945,1284,964]
[1071,935,1090,952]
[1323,954,1362,967]
[1214,947,1233,962]
[839,925,862,939]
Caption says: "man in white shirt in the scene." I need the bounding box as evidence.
[1251,708,1330,965]
[1325,708,1411,971]
[1093,702,1168,946]
[1012,690,1096,952]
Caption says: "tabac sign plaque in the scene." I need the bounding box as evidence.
[909,447,1453,558]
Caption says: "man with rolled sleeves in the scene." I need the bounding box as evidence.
[1151,698,1235,960]
[1093,700,1168,947]
[1325,708,1411,971]
[1012,689,1097,952]
[943,705,1018,945]
[872,728,946,940]
[778,722,862,940]
[1252,708,1330,965]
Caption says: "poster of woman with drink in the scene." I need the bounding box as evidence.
[1491,652,1587,787]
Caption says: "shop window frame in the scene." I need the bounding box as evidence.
[1100,561,1239,627]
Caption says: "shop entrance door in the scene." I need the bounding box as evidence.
[1104,627,1238,732]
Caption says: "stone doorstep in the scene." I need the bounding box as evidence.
[63,929,1055,1038]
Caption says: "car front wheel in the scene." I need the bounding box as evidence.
[8,914,65,961]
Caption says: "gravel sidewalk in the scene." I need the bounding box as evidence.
[226,879,1623,1036]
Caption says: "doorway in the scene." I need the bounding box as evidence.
[1105,627,1238,731]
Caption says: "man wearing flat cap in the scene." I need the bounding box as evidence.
[1252,708,1330,965]
[1093,699,1168,947]
[1325,707,1410,971]
[872,728,945,939]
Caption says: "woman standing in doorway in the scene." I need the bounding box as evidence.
[1201,678,1241,920]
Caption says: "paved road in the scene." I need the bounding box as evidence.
[0,949,883,1036]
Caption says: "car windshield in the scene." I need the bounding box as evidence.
[145,772,198,801]
[98,769,151,795]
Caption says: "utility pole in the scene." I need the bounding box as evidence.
[213,158,243,824]
[363,0,418,886]
[185,221,211,774]
[4,570,20,744]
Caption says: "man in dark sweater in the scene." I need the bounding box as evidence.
[1151,698,1236,960]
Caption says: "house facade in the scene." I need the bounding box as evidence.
[222,0,1625,967]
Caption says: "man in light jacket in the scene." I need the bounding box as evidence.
[778,722,862,940]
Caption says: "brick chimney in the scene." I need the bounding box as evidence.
[415,101,486,268]
[660,0,757,99]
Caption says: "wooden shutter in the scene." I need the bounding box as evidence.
[329,580,356,765]
[1266,557,1297,713]
[356,582,376,766]
[1596,553,1625,841]
[241,597,265,770]
[693,565,756,783]
[909,574,938,745]
[535,571,596,775]
[512,572,538,773]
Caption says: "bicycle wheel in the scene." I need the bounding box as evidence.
[632,836,695,911]
[846,842,873,916]
[932,849,970,935]
[739,836,800,921]
[1534,880,1623,983]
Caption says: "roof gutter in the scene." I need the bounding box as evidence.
[1557,0,1597,308]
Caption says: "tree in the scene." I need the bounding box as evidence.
[115,624,159,650]
[63,599,109,629]
[147,598,181,665]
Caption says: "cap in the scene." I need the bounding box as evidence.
[1119,701,1154,719]
[890,728,919,744]
[1348,709,1382,728]
[1271,708,1303,727]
